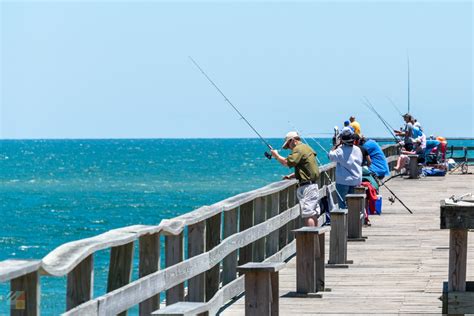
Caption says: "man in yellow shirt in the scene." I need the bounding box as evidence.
[349,116,361,136]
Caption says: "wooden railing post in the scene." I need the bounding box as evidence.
[239,201,254,267]
[0,260,41,316]
[205,213,221,301]
[10,272,40,316]
[346,194,366,242]
[408,154,419,179]
[287,185,296,242]
[265,193,279,258]
[253,196,266,262]
[327,209,352,267]
[293,227,330,294]
[187,222,206,302]
[448,229,468,292]
[139,233,161,315]
[222,208,238,285]
[66,254,93,311]
[440,198,473,314]
[107,242,134,316]
[237,262,285,316]
[165,233,184,305]
[278,188,289,250]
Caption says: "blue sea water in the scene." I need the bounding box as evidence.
[0,138,472,315]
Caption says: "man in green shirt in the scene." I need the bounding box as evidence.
[271,131,321,227]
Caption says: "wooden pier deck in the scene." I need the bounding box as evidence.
[222,174,474,315]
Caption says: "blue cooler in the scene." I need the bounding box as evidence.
[375,195,382,214]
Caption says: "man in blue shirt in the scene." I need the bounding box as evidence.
[360,137,390,180]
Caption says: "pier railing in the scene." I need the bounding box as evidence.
[0,144,400,316]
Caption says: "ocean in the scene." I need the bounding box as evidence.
[0,138,472,315]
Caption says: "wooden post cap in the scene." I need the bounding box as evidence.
[330,209,348,215]
[0,259,41,283]
[237,262,286,273]
[345,194,366,199]
[152,302,207,315]
[292,226,331,235]
[440,199,474,229]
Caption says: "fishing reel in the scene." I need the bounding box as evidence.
[388,196,396,204]
[264,151,272,160]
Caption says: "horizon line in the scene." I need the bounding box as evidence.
[1,136,473,141]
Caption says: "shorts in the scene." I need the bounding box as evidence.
[297,183,321,218]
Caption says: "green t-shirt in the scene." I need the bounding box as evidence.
[286,143,320,182]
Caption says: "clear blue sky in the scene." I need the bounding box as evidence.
[1,1,472,139]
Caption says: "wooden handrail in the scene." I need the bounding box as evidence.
[0,143,401,316]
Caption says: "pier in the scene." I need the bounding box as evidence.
[223,172,474,315]
[1,144,473,315]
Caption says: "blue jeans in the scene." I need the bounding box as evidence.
[336,183,355,209]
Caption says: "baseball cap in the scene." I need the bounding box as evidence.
[282,131,299,149]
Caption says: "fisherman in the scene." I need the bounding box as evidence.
[328,127,363,209]
[394,113,414,151]
[349,116,361,136]
[271,131,320,227]
[360,136,390,180]
[354,134,371,167]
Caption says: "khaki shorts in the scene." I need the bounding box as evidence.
[297,183,321,218]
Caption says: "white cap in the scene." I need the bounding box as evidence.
[282,131,299,149]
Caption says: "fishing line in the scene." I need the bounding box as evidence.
[189,56,273,159]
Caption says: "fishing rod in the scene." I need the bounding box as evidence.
[386,96,403,116]
[287,122,344,203]
[373,174,413,214]
[363,97,397,132]
[362,97,399,143]
[407,55,411,114]
[189,56,273,159]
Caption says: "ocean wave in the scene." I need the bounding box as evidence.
[19,245,40,251]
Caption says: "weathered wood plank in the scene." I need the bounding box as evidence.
[243,271,272,315]
[139,233,161,316]
[316,232,326,292]
[42,225,150,276]
[295,232,317,294]
[10,271,40,316]
[448,229,468,291]
[253,196,266,262]
[408,154,419,179]
[0,260,41,283]
[154,239,297,316]
[166,233,185,305]
[279,188,289,250]
[187,221,206,302]
[287,184,296,242]
[440,199,474,229]
[346,194,365,240]
[265,193,280,258]
[77,205,300,316]
[205,213,221,301]
[328,209,348,265]
[239,201,254,267]
[66,254,93,311]
[107,242,134,316]
[222,208,238,286]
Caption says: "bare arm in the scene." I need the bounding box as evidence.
[271,150,288,166]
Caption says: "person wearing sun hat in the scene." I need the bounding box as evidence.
[328,127,363,209]
[271,131,320,227]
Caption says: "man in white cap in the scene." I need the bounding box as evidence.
[329,127,363,209]
[271,131,321,227]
